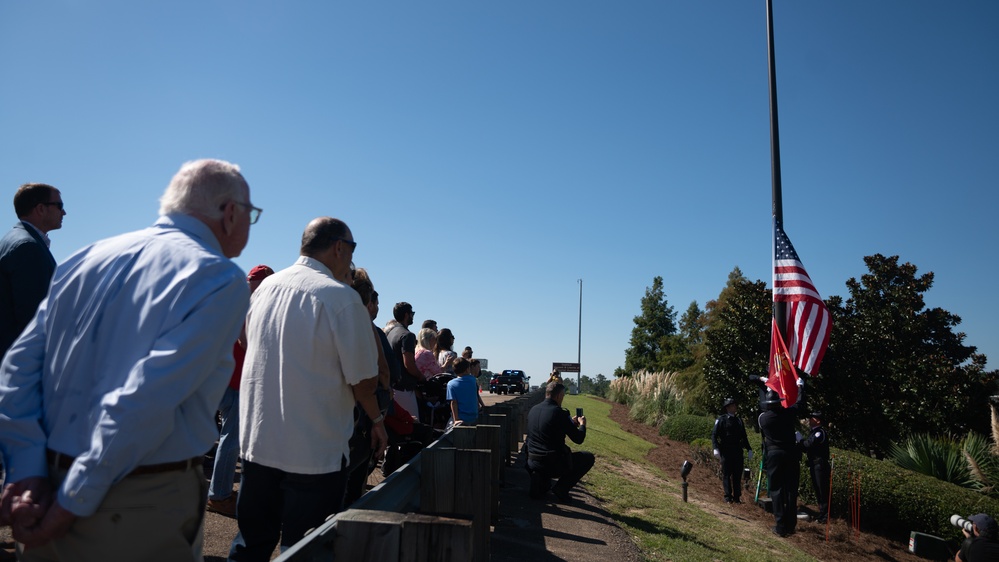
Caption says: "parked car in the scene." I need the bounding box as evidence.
[491,370,528,395]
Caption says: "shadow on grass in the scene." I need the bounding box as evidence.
[612,512,722,554]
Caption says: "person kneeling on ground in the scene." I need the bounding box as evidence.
[956,512,999,562]
[525,381,594,502]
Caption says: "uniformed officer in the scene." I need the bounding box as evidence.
[711,397,753,503]
[800,411,830,523]
[759,378,806,537]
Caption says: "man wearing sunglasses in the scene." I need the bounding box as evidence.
[231,217,386,561]
[0,183,65,357]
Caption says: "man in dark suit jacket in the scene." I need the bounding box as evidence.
[526,381,594,503]
[0,183,64,356]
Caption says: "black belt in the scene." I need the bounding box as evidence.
[46,449,201,477]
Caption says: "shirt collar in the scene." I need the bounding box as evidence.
[20,220,50,247]
[295,255,337,280]
[154,214,224,254]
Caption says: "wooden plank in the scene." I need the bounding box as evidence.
[450,425,477,450]
[507,404,522,457]
[421,447,455,514]
[475,424,502,524]
[486,413,509,470]
[400,513,473,562]
[492,404,519,463]
[333,509,404,562]
[454,449,492,562]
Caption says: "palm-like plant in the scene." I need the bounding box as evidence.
[962,431,999,494]
[889,434,977,489]
[889,400,999,496]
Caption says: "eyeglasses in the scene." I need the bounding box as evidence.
[332,237,357,252]
[42,201,64,211]
[231,201,262,225]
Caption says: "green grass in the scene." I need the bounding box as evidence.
[563,394,817,562]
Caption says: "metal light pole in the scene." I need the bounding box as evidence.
[577,279,582,392]
[766,0,788,341]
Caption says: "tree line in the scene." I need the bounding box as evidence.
[616,254,998,456]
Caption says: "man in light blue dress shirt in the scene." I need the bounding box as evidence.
[0,159,259,562]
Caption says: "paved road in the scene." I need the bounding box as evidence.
[480,389,529,407]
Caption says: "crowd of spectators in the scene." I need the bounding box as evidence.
[0,162,487,561]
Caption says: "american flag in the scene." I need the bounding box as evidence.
[773,222,831,376]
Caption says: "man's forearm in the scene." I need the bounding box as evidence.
[352,377,382,421]
[402,353,421,377]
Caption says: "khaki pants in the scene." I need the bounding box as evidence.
[18,464,206,562]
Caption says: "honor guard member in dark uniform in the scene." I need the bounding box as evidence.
[526,381,595,502]
[801,411,830,523]
[711,397,753,503]
[758,377,806,537]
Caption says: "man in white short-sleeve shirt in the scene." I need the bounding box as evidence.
[229,217,387,561]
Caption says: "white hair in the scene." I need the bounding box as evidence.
[158,159,249,218]
[417,328,438,350]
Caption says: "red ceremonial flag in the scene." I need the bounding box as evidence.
[773,222,832,375]
[767,318,799,405]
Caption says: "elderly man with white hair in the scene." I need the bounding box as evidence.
[0,159,259,562]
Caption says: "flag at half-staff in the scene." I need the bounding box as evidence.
[768,221,832,405]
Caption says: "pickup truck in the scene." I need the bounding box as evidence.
[490,370,528,395]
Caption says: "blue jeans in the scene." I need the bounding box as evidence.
[227,460,347,562]
[209,387,239,500]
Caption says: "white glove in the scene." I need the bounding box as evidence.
[759,376,768,384]
[747,450,754,462]
[796,377,805,387]
[713,449,720,459]
[795,431,803,442]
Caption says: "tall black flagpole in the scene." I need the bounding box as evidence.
[766,0,789,344]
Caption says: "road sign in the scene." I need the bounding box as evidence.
[552,362,580,373]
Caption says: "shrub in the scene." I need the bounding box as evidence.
[808,447,999,542]
[689,438,718,473]
[659,414,714,443]
[609,370,687,426]
[690,437,712,450]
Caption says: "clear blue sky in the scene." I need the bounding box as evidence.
[2,2,996,384]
